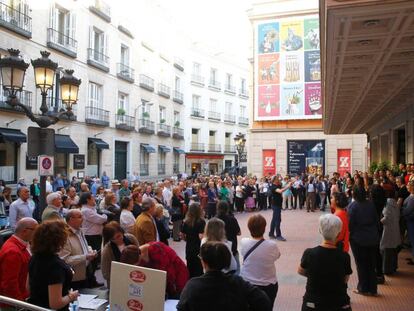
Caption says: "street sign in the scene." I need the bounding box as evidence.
[28,127,55,157]
[38,155,54,176]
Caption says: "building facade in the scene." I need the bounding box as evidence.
[247,0,367,177]
[0,0,186,184]
[183,47,249,175]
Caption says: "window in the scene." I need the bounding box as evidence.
[209,98,217,112]
[226,73,233,88]
[0,141,17,183]
[193,62,201,75]
[89,26,107,61]
[225,102,232,115]
[175,76,181,91]
[140,146,149,176]
[210,68,217,82]
[174,111,180,124]
[158,147,166,174]
[173,152,179,174]
[192,95,200,109]
[50,4,75,44]
[88,82,102,108]
[120,44,129,65]
[159,106,166,122]
[140,100,151,117]
[118,92,128,112]
[241,78,246,93]
[192,128,199,142]
[240,106,246,117]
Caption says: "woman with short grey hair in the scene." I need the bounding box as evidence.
[298,214,352,311]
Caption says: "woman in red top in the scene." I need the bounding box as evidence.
[121,242,189,299]
[332,192,350,252]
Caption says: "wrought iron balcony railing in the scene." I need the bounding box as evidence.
[158,83,171,98]
[117,63,135,82]
[191,107,205,118]
[209,79,221,90]
[224,114,236,123]
[139,74,155,92]
[0,1,32,38]
[47,28,77,57]
[116,114,135,131]
[157,123,171,137]
[85,106,109,126]
[190,143,204,152]
[191,74,204,86]
[172,127,184,139]
[224,145,236,153]
[173,90,183,104]
[87,48,109,71]
[138,118,155,134]
[238,116,249,125]
[208,111,221,121]
[224,84,236,95]
[208,144,221,152]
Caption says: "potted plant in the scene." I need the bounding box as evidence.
[160,118,166,124]
[174,120,180,127]
[117,108,126,115]
[142,111,150,118]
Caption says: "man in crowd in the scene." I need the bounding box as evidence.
[269,176,291,241]
[91,178,101,196]
[41,192,64,222]
[67,186,80,207]
[119,179,131,202]
[163,179,173,209]
[9,187,34,231]
[134,198,158,245]
[0,218,38,303]
[111,180,121,203]
[60,209,101,289]
[53,173,65,192]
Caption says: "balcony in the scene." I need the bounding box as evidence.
[173,90,183,104]
[208,111,221,121]
[158,83,170,99]
[208,79,221,91]
[138,118,155,134]
[157,123,171,137]
[139,74,154,92]
[224,84,236,95]
[117,63,134,83]
[87,48,109,72]
[115,114,135,131]
[191,107,205,119]
[0,89,32,113]
[239,116,249,126]
[85,106,109,126]
[45,96,76,121]
[239,88,249,99]
[46,28,77,58]
[172,127,184,139]
[89,0,111,22]
[158,164,166,175]
[173,163,179,174]
[208,144,221,153]
[140,164,149,176]
[224,145,236,153]
[190,143,204,152]
[224,114,236,123]
[191,74,205,87]
[0,2,32,38]
[174,57,184,71]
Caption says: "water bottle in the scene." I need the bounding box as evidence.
[69,299,79,311]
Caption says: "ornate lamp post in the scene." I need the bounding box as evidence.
[234,132,246,176]
[0,48,81,210]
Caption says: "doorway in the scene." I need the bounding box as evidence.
[114,141,128,181]
[191,163,201,174]
[209,163,218,174]
[396,128,406,165]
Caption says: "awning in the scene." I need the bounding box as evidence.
[88,137,109,150]
[159,145,171,153]
[173,147,185,154]
[55,134,79,153]
[0,128,26,144]
[141,144,156,153]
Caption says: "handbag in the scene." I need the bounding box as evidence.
[243,239,265,261]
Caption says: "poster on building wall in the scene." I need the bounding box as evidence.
[263,149,276,176]
[255,15,321,121]
[337,149,352,177]
[287,140,325,176]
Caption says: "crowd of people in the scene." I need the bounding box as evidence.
[0,162,413,310]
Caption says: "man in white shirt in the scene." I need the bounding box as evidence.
[9,187,34,231]
[162,180,173,208]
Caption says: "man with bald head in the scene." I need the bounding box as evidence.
[0,218,38,303]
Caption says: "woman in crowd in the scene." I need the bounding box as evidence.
[155,203,170,245]
[119,197,136,234]
[201,218,237,273]
[101,221,139,286]
[282,176,293,210]
[95,186,106,207]
[348,185,379,296]
[332,192,350,252]
[120,242,189,299]
[244,179,256,212]
[240,214,280,309]
[298,214,352,311]
[28,221,79,311]
[0,186,12,215]
[30,178,40,206]
[177,241,271,311]
[154,187,166,206]
[131,191,143,218]
[102,192,121,223]
[218,180,230,203]
[207,181,218,219]
[235,177,245,213]
[402,181,414,265]
[198,183,208,213]
[258,177,269,210]
[181,202,206,278]
[380,187,400,274]
[171,186,185,241]
[46,176,53,194]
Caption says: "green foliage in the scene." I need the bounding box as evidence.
[142,111,150,118]
[117,108,126,115]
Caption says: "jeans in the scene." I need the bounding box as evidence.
[269,204,282,237]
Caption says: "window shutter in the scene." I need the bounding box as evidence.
[69,12,76,42]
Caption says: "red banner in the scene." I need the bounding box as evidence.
[337,149,351,177]
[263,149,276,176]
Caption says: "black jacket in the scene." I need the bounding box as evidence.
[177,270,271,311]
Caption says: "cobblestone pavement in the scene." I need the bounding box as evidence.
[169,208,414,311]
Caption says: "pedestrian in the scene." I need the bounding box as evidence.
[9,187,35,231]
[269,176,290,241]
[171,187,185,241]
[332,192,350,252]
[119,197,136,234]
[119,179,131,202]
[134,198,158,245]
[207,181,218,219]
[282,176,293,210]
[305,176,317,212]
[41,192,64,222]
[30,178,40,206]
[101,171,110,189]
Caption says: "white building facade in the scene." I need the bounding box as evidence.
[0,0,187,183]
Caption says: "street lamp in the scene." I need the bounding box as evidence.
[234,132,246,176]
[0,49,81,128]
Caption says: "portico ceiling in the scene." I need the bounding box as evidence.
[320,0,414,134]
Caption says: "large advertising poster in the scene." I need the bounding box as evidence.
[287,140,325,176]
[263,149,276,176]
[255,15,321,121]
[337,149,352,177]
